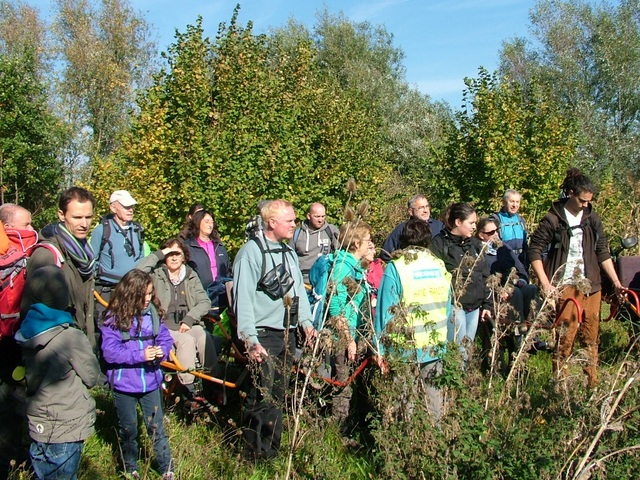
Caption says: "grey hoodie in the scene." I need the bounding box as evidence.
[292,220,339,281]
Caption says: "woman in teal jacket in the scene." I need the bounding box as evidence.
[327,220,373,431]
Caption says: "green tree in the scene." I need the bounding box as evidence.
[92,12,391,252]
[0,51,65,222]
[53,0,156,172]
[278,10,454,219]
[446,68,577,217]
[499,0,640,184]
[0,0,49,73]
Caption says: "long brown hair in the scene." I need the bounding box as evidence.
[184,209,220,242]
[104,270,164,331]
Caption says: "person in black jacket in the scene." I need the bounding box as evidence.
[430,203,491,352]
[183,209,231,316]
[529,168,621,387]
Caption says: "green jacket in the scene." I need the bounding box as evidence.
[24,235,96,346]
[16,307,100,444]
[136,250,211,328]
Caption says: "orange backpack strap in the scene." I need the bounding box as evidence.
[0,224,10,256]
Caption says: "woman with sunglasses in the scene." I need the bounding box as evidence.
[476,218,539,372]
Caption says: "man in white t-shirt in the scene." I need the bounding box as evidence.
[529,169,622,387]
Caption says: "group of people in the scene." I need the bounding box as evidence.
[2,189,233,479]
[0,165,626,476]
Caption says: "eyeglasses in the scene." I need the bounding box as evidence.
[482,229,498,236]
[166,253,184,259]
[412,204,430,211]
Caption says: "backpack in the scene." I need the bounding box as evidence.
[551,215,598,250]
[292,224,338,254]
[0,229,62,340]
[490,212,527,244]
[308,253,334,329]
[96,215,147,282]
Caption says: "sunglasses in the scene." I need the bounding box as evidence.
[482,229,498,236]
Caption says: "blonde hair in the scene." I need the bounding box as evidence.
[338,221,371,252]
[261,199,293,224]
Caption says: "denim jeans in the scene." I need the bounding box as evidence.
[29,440,83,480]
[113,389,172,475]
[448,306,480,343]
[448,307,480,363]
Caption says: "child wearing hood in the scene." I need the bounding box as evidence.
[15,265,101,480]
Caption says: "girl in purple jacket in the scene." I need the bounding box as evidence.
[100,270,175,480]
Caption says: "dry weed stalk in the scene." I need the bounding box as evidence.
[285,183,376,479]
[571,373,638,479]
[559,336,640,480]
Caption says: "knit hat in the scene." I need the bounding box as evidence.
[27,265,70,311]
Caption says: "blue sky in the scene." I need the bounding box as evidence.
[31,0,540,107]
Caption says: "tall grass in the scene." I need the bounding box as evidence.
[5,324,640,479]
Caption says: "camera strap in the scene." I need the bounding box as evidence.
[252,235,296,299]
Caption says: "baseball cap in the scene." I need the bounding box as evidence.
[109,190,138,207]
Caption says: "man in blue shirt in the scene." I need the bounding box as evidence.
[90,190,147,319]
[490,189,529,269]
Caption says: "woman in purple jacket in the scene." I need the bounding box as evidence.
[100,270,175,480]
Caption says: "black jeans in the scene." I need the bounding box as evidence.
[243,328,296,458]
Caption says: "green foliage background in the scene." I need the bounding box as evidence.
[4,1,640,248]
[3,3,640,477]
[90,12,394,252]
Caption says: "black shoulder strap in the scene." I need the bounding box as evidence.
[251,235,290,280]
[518,214,527,231]
[98,216,114,269]
[120,305,160,342]
[251,235,268,280]
[100,216,145,266]
[132,221,145,259]
[552,214,594,246]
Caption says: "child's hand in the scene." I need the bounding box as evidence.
[144,346,164,361]
[143,346,157,361]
